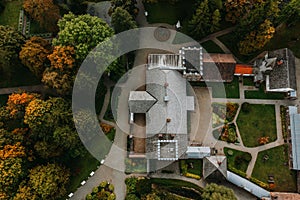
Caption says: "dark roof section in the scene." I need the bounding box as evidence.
[181,47,202,72]
[268,48,297,90]
[202,54,236,82]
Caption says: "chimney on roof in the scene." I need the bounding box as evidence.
[277,59,283,65]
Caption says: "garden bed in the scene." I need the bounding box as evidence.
[125,158,147,173]
[179,159,202,179]
[237,103,277,147]
[280,106,288,140]
[219,123,238,143]
[224,147,251,173]
[252,145,297,192]
[212,102,239,127]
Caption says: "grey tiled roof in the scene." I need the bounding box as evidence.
[128,91,157,113]
[146,68,192,135]
[268,48,296,90]
[203,156,227,179]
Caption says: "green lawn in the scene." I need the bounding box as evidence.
[0,0,23,29]
[201,40,224,53]
[185,159,203,176]
[144,0,196,26]
[252,145,297,192]
[207,76,240,98]
[0,62,40,88]
[244,85,285,100]
[224,147,251,173]
[65,152,100,194]
[237,104,277,147]
[64,127,115,197]
[242,76,255,86]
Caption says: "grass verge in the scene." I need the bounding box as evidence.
[237,104,277,147]
[0,0,23,29]
[252,145,297,192]
[244,85,285,100]
[224,147,251,173]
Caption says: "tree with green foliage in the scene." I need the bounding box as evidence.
[189,0,221,38]
[111,7,137,33]
[19,37,51,78]
[211,9,221,33]
[86,181,116,200]
[27,163,70,200]
[110,0,138,18]
[189,0,210,37]
[0,25,25,69]
[13,184,38,200]
[225,0,252,24]
[279,0,300,25]
[202,183,237,200]
[53,13,114,61]
[239,19,275,55]
[23,0,60,32]
[0,132,27,198]
[144,193,161,200]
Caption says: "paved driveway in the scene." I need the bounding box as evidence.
[190,87,212,144]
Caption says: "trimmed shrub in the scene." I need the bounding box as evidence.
[241,102,251,113]
[249,177,269,189]
[136,179,152,196]
[180,160,188,175]
[185,172,201,180]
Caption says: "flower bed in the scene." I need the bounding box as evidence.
[180,159,202,180]
[212,102,239,127]
[220,123,238,143]
[280,105,288,140]
[125,158,147,174]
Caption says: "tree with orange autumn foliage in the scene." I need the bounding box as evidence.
[23,0,60,32]
[0,141,26,198]
[6,92,39,118]
[42,46,76,95]
[239,19,275,55]
[19,37,51,78]
[47,46,75,70]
